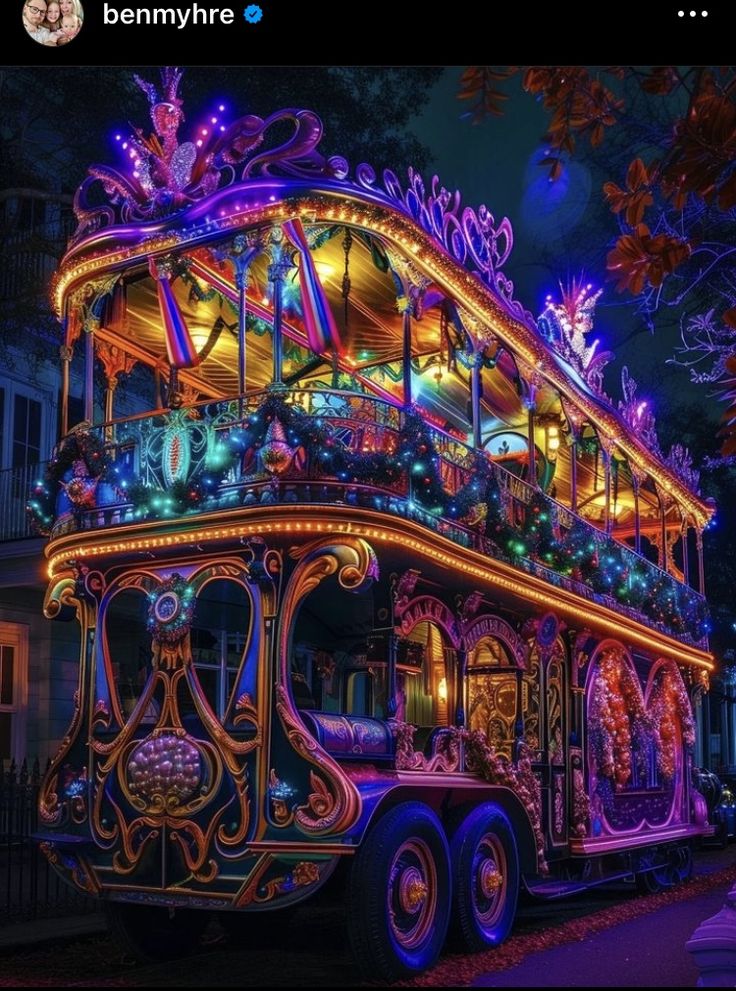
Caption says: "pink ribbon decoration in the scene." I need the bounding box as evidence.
[282,218,344,355]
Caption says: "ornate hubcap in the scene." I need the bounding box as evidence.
[388,839,437,949]
[473,833,507,927]
[479,859,503,899]
[399,867,429,913]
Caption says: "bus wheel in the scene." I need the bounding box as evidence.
[105,902,209,962]
[448,803,520,952]
[674,844,693,884]
[346,802,451,981]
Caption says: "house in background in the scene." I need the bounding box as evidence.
[0,188,80,763]
[0,188,165,764]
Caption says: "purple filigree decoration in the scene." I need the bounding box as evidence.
[74,70,346,236]
[537,280,614,398]
[666,443,700,494]
[356,164,532,325]
[618,366,661,457]
[70,70,530,324]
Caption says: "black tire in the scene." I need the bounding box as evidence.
[674,843,694,883]
[635,845,690,894]
[346,802,451,982]
[105,901,209,962]
[447,803,520,952]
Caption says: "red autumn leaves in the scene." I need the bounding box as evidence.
[458,67,736,296]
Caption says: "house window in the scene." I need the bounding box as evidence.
[0,624,28,762]
[12,393,42,471]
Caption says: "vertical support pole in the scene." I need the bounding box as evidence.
[697,529,706,596]
[154,365,163,409]
[104,376,118,441]
[59,344,73,437]
[236,263,248,405]
[471,353,482,449]
[660,495,669,572]
[402,308,412,409]
[527,406,537,486]
[268,227,287,389]
[603,450,611,534]
[683,519,690,587]
[84,323,95,424]
[454,647,467,728]
[633,476,641,555]
[570,440,578,513]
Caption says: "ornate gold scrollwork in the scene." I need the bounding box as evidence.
[274,536,375,837]
[233,853,322,907]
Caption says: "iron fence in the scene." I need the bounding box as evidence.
[0,757,95,923]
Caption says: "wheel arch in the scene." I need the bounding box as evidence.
[359,783,539,876]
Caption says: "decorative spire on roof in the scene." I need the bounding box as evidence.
[618,366,661,457]
[537,280,614,398]
[666,443,700,494]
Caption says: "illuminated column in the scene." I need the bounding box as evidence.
[697,528,706,595]
[632,474,641,554]
[570,440,578,513]
[660,498,669,572]
[470,352,483,449]
[59,344,73,437]
[527,408,537,486]
[84,319,96,423]
[268,227,289,389]
[96,341,136,437]
[602,449,612,534]
[219,233,260,406]
[682,519,690,587]
[402,306,413,409]
[235,258,248,399]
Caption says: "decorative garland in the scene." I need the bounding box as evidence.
[589,649,650,806]
[28,395,708,640]
[28,429,111,535]
[649,664,696,780]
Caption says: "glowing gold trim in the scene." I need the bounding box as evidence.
[46,506,713,670]
[53,192,711,524]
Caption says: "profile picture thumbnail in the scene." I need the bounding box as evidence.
[22,0,84,46]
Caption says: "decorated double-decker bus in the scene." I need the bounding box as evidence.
[32,70,713,981]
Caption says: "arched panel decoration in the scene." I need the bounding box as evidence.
[465,615,529,761]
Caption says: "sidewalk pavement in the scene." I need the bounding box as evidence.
[471,875,734,987]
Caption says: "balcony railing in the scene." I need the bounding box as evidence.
[40,390,708,646]
[0,464,44,542]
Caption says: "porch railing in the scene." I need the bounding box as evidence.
[44,389,708,645]
[0,463,45,542]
